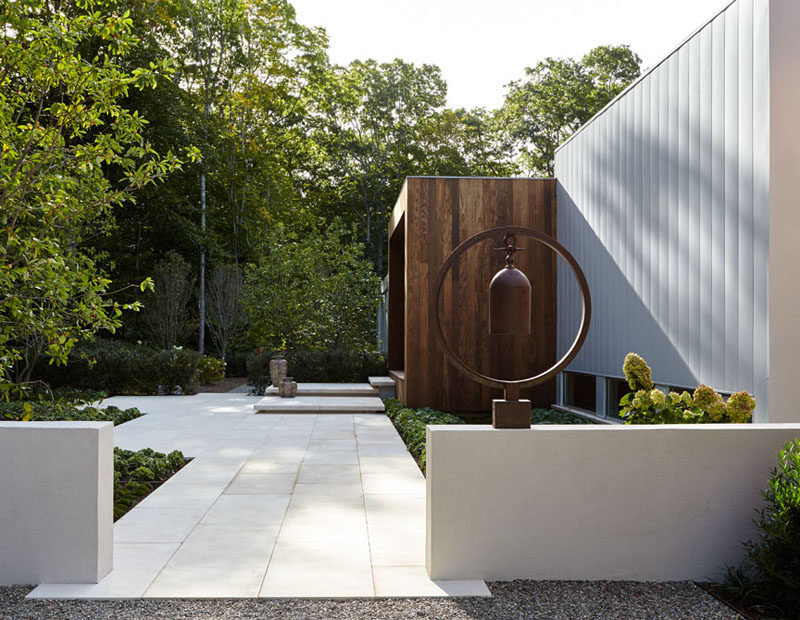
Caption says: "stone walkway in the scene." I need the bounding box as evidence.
[28,394,489,599]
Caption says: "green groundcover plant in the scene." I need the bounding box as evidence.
[114,447,185,519]
[618,353,755,424]
[383,399,590,473]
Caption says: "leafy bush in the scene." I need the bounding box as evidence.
[114,447,186,519]
[1,397,141,425]
[243,223,382,352]
[248,350,387,394]
[196,356,225,383]
[743,439,800,613]
[618,353,755,424]
[34,338,201,395]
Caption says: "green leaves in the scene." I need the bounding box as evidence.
[0,0,192,388]
[243,222,381,352]
[497,45,641,176]
[113,447,186,519]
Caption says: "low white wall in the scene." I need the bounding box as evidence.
[426,424,800,581]
[0,422,113,585]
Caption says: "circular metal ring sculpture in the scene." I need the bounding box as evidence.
[432,226,591,397]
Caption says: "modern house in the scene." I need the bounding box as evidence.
[386,0,799,424]
[555,0,800,423]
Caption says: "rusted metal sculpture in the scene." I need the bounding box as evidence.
[489,233,532,336]
[432,226,591,429]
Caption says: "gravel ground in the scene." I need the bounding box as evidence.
[0,581,741,619]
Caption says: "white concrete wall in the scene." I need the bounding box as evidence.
[766,0,800,423]
[0,422,113,585]
[426,424,800,581]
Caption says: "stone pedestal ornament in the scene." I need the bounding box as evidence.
[269,354,288,388]
[279,377,297,398]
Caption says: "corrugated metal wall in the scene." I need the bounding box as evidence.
[555,0,770,410]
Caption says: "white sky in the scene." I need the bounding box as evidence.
[290,0,731,110]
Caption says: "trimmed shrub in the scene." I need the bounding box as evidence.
[196,356,225,383]
[248,350,387,394]
[34,339,200,395]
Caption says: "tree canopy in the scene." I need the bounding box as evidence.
[0,0,642,387]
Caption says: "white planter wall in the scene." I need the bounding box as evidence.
[0,422,113,585]
[426,424,800,581]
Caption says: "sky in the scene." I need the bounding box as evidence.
[290,0,731,110]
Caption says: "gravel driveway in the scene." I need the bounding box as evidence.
[1,581,741,619]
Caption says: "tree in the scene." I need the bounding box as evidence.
[143,252,195,349]
[312,59,448,274]
[498,44,641,176]
[205,264,245,360]
[0,0,196,389]
[243,223,381,351]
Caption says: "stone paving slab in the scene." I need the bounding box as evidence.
[28,393,488,599]
[253,395,385,413]
[265,383,379,397]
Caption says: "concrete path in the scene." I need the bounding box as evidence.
[28,394,488,599]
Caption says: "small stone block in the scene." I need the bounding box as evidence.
[492,399,531,429]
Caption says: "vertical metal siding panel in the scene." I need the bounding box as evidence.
[751,0,769,411]
[677,43,689,371]
[699,25,714,384]
[658,60,670,359]
[668,56,679,349]
[688,34,702,380]
[711,15,727,392]
[724,4,740,391]
[738,0,755,393]
[555,0,764,395]
[632,85,643,357]
[649,72,660,359]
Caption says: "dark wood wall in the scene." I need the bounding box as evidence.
[388,177,558,412]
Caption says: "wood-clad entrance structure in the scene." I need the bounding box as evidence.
[387,177,558,413]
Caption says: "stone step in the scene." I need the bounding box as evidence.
[253,396,385,414]
[368,376,396,399]
[264,382,379,397]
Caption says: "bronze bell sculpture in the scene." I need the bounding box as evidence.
[489,234,531,335]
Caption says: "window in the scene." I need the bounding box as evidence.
[606,378,631,419]
[563,372,596,412]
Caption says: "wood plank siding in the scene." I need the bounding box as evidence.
[389,177,558,412]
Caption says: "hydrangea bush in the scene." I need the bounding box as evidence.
[619,353,755,424]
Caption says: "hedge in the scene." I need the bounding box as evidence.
[34,338,201,395]
[248,349,387,394]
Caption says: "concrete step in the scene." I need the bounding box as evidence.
[264,382,379,397]
[368,376,396,399]
[253,396,385,414]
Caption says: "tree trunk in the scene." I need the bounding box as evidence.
[199,170,206,354]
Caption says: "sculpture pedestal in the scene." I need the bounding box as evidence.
[492,399,531,429]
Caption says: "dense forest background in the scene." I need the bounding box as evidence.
[1,0,641,386]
